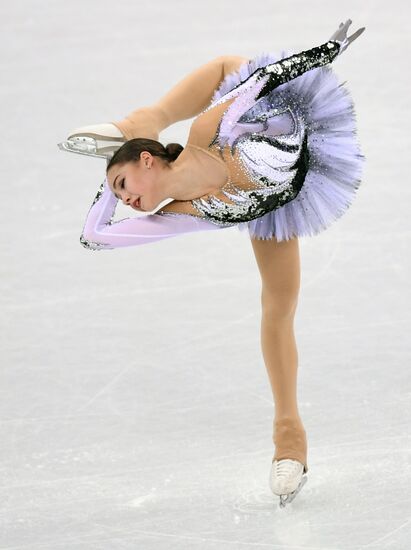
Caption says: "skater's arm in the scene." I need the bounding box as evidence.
[226,19,365,103]
[253,40,343,101]
[147,55,250,130]
[80,178,224,250]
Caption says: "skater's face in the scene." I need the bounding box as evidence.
[106,152,163,212]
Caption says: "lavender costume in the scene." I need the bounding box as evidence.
[80,39,364,250]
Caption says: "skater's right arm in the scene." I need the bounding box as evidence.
[79,178,225,250]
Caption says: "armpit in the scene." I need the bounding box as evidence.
[156,198,205,218]
[223,56,251,77]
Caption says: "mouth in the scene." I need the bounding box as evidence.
[132,197,141,209]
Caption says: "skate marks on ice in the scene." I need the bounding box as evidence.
[230,485,308,515]
[228,483,315,547]
[231,484,281,514]
[228,475,308,515]
[226,440,411,548]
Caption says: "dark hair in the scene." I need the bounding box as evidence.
[106,138,184,172]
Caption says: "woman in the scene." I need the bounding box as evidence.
[58,20,365,507]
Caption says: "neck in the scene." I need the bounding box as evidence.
[155,147,217,203]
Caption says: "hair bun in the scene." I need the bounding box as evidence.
[106,138,185,173]
[165,142,184,162]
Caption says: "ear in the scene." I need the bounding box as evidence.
[140,151,152,166]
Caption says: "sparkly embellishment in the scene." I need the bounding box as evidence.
[79,233,113,251]
[80,179,116,250]
[189,106,308,225]
[91,180,105,207]
[255,41,341,101]
[158,40,344,229]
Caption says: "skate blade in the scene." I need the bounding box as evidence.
[57,137,121,160]
[279,475,307,508]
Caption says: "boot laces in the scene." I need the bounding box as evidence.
[274,459,302,479]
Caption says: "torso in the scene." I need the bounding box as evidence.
[155,93,307,225]
[155,97,240,218]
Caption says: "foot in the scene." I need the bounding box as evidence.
[67,123,125,139]
[57,123,126,159]
[269,458,305,495]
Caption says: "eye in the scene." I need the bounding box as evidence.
[120,178,125,189]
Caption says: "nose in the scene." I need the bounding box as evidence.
[121,194,131,206]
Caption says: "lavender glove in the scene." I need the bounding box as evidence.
[329,19,366,54]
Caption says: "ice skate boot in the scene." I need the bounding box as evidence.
[57,123,126,160]
[270,417,308,507]
[269,459,308,507]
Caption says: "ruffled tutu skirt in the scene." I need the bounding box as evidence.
[211,49,365,241]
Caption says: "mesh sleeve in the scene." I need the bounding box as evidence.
[254,40,342,100]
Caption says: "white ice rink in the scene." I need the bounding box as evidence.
[1,1,410,548]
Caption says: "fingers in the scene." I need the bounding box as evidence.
[348,26,366,43]
[341,19,352,35]
[329,22,344,41]
[331,19,364,45]
[333,19,364,46]
[334,19,351,39]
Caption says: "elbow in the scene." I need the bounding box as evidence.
[79,233,98,250]
[80,232,111,251]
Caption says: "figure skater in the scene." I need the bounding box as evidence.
[58,19,365,507]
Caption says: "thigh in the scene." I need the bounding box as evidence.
[250,235,301,306]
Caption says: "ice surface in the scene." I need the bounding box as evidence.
[1,1,410,548]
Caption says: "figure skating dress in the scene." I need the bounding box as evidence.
[80,38,365,250]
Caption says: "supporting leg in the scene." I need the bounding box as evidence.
[250,235,308,472]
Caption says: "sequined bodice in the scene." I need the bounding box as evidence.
[158,98,309,227]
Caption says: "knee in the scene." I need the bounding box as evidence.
[261,285,299,321]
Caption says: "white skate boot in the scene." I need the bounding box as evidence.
[57,123,126,160]
[269,459,307,508]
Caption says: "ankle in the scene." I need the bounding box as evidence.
[274,414,305,429]
[272,415,308,469]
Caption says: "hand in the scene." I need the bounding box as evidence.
[329,19,365,53]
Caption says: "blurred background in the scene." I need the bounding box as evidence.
[1,1,410,548]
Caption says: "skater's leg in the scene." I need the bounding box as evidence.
[59,109,166,159]
[113,56,250,140]
[251,235,301,417]
[112,106,167,141]
[250,235,308,471]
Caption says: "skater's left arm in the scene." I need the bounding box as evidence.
[217,19,365,103]
[79,178,224,250]
[252,40,342,101]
